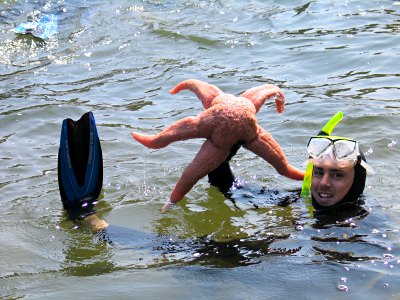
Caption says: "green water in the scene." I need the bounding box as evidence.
[1,1,400,299]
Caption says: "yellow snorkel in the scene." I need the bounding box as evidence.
[319,111,344,137]
[300,111,344,197]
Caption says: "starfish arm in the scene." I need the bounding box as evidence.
[169,79,224,109]
[131,116,204,149]
[243,126,304,180]
[240,84,285,113]
[170,139,231,202]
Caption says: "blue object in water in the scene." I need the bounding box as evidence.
[58,112,103,220]
[15,14,58,39]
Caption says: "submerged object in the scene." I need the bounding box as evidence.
[58,112,103,220]
[15,14,58,39]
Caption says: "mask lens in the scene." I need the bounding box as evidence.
[307,137,332,158]
[333,140,357,159]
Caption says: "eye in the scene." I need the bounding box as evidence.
[313,167,324,176]
[332,172,344,179]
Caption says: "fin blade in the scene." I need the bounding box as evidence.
[58,112,103,210]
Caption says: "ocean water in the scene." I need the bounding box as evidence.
[1,0,400,299]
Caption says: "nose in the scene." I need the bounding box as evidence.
[319,173,332,187]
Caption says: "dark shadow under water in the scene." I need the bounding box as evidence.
[61,184,399,275]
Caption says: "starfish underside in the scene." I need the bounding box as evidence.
[131,79,304,207]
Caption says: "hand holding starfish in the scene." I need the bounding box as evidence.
[131,79,304,212]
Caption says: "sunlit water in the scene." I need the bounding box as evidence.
[1,0,400,299]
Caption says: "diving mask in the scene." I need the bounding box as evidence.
[307,136,359,168]
[306,135,374,173]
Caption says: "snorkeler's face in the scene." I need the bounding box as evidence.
[311,163,355,207]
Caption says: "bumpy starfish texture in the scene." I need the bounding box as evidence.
[131,79,304,211]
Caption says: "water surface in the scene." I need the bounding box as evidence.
[1,0,400,299]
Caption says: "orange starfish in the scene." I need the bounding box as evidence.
[131,79,304,211]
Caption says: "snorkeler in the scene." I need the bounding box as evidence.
[57,110,372,232]
[301,111,373,213]
[210,111,373,213]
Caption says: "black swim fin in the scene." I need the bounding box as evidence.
[58,112,103,219]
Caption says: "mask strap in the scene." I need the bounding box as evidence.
[360,159,375,174]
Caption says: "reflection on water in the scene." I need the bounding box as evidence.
[1,0,400,299]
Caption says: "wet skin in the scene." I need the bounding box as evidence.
[131,79,304,209]
[311,163,355,206]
